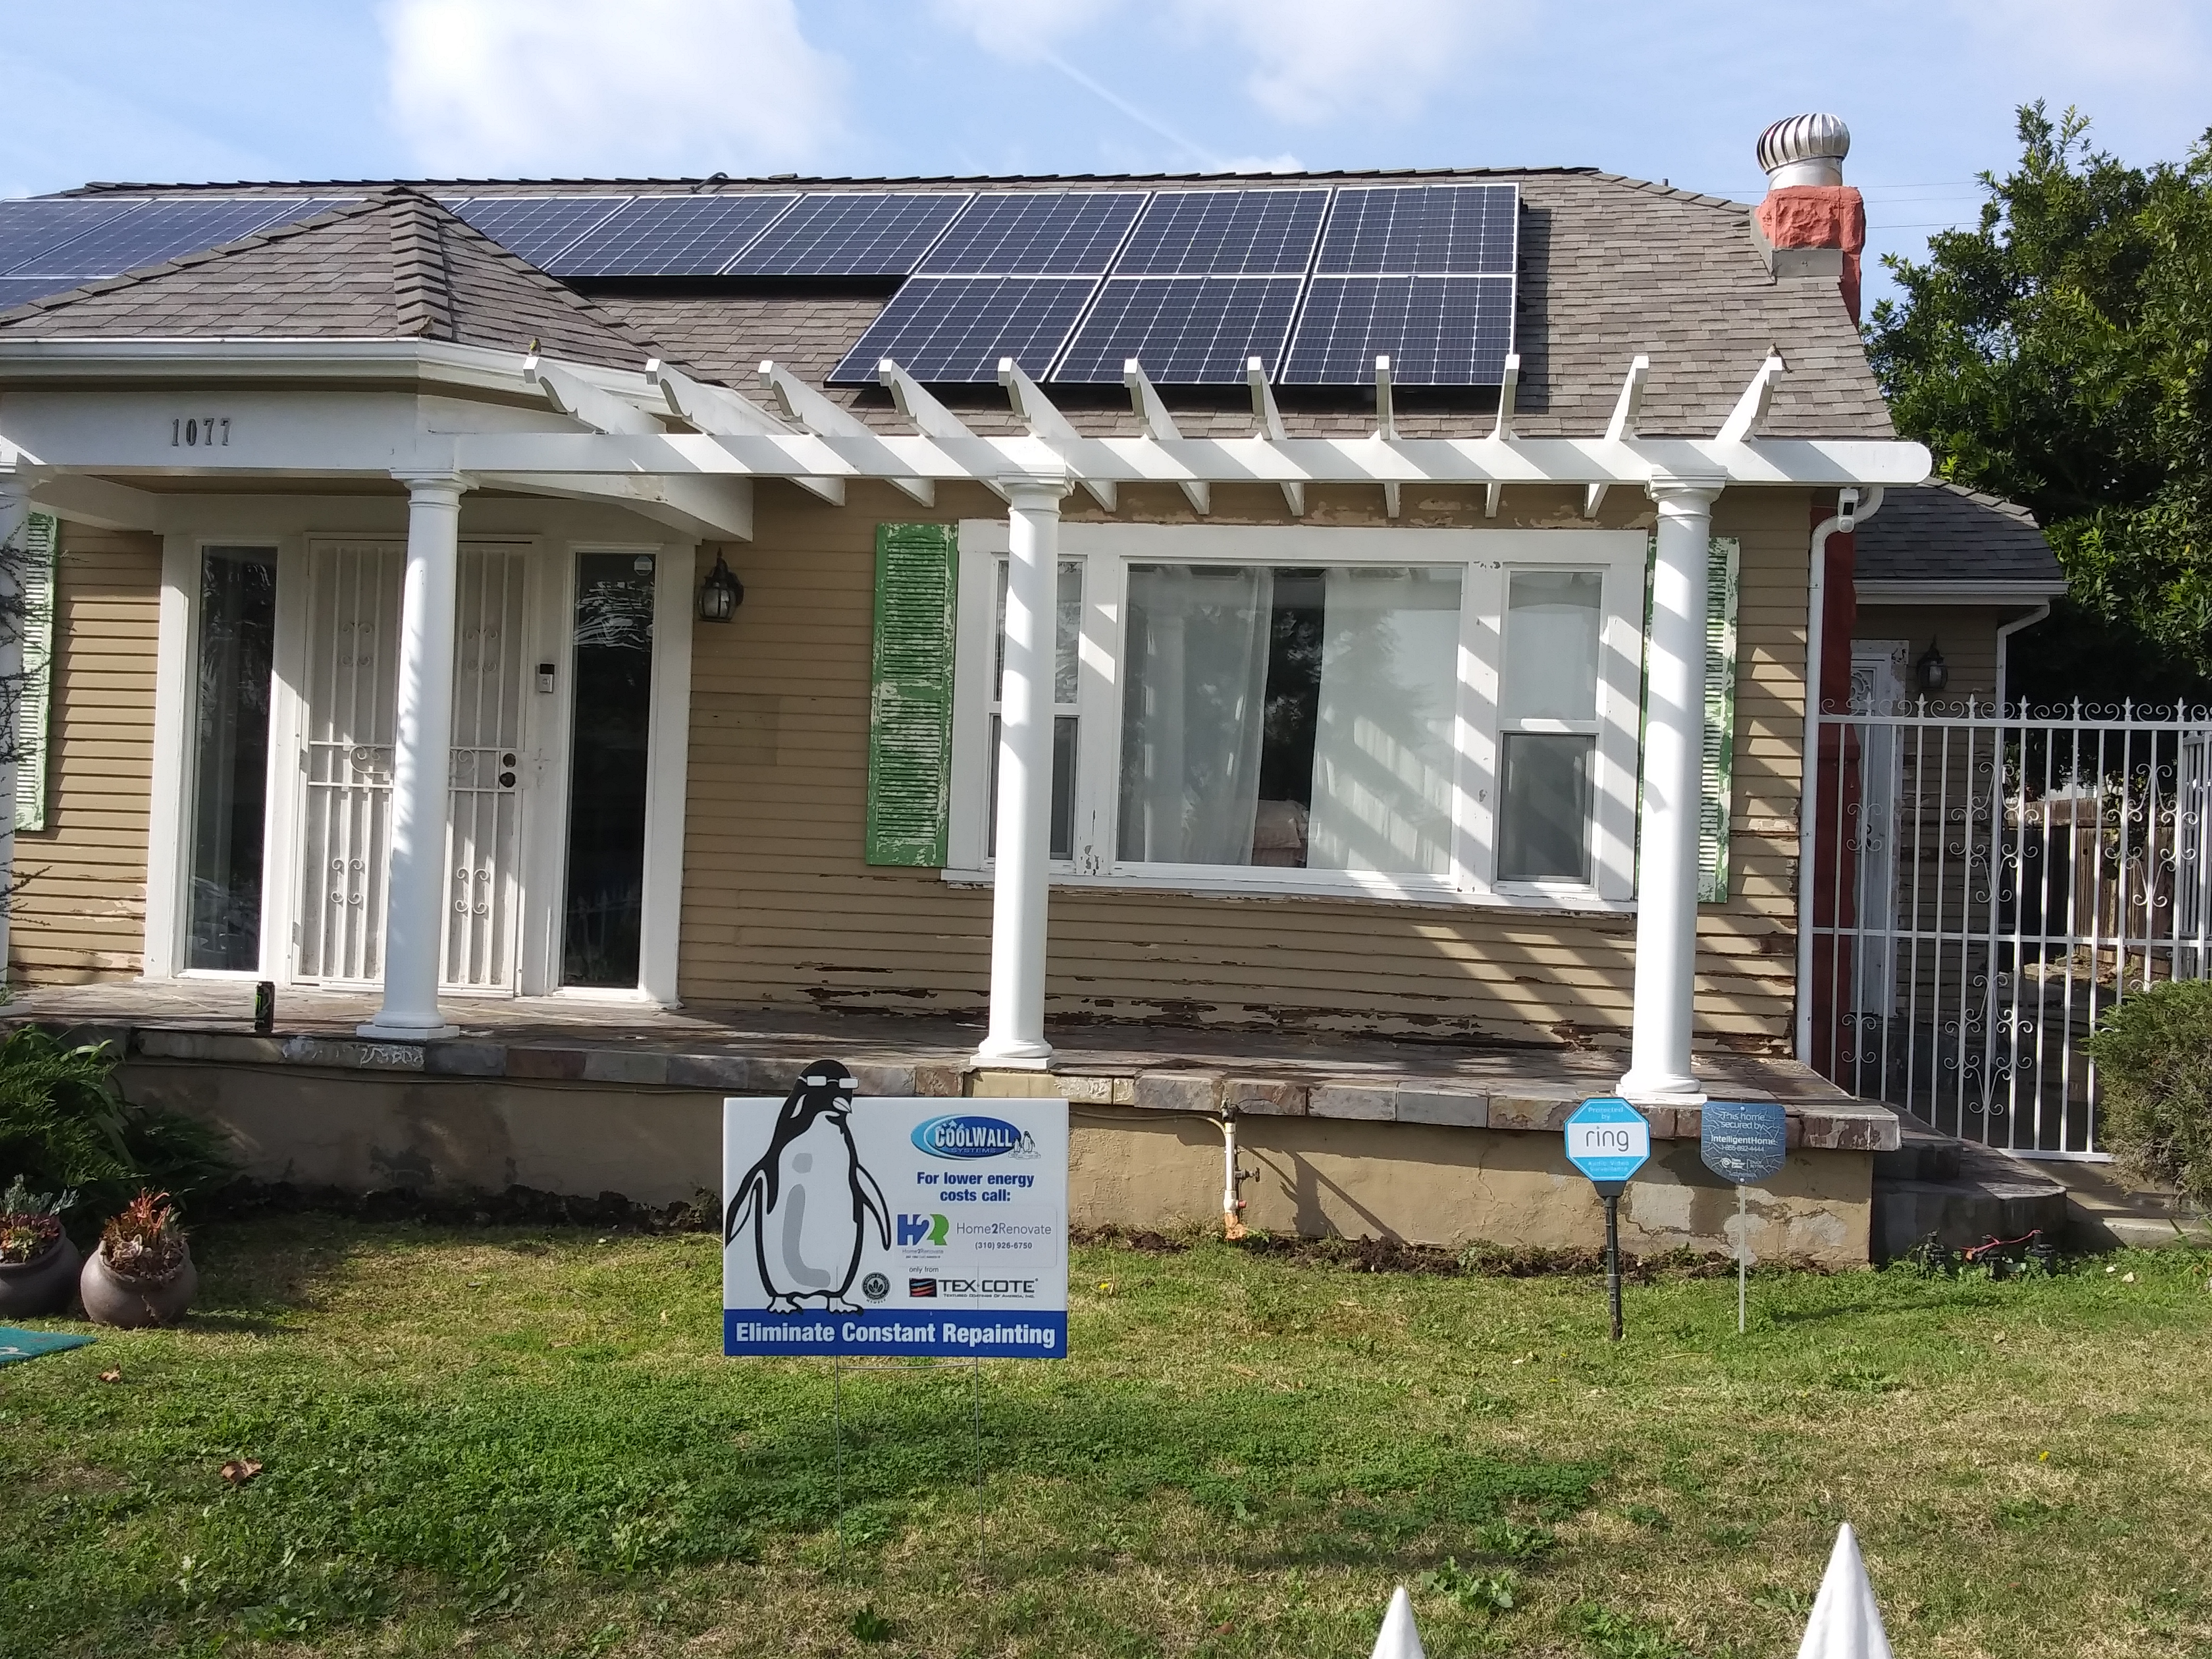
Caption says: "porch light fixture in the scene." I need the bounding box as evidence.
[699,552,743,622]
[1916,640,1949,694]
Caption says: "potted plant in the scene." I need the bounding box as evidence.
[0,1177,80,1318]
[79,1189,197,1328]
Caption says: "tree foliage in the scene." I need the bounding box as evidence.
[1866,104,2212,706]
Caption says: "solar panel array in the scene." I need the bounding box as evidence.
[0,181,1520,385]
[0,197,353,306]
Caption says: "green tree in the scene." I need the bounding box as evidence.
[1866,103,2212,708]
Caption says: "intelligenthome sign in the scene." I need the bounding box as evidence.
[722,1060,1070,1358]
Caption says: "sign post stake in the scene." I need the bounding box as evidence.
[1604,1191,1623,1342]
[1564,1098,1651,1344]
[1698,1101,1789,1337]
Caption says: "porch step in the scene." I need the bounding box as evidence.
[1871,1134,2068,1262]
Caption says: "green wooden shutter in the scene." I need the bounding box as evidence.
[14,511,56,833]
[1698,537,1741,903]
[1636,534,1741,903]
[866,522,958,866]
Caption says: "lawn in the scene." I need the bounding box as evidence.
[3,1222,2211,1659]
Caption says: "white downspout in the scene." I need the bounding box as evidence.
[1794,484,1883,1066]
[1993,602,2051,716]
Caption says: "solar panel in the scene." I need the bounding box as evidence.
[450,197,632,269]
[0,199,152,278]
[13,198,346,280]
[921,191,1146,276]
[547,193,799,277]
[1315,183,1518,275]
[0,276,78,310]
[730,192,971,278]
[827,275,1097,384]
[1054,275,1303,384]
[1279,274,1515,386]
[1112,189,1329,276]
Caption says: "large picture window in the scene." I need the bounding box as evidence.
[949,523,1644,907]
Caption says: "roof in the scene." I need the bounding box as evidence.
[1854,482,2067,599]
[4,167,1893,442]
[0,189,666,373]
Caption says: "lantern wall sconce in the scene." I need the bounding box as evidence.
[699,551,744,622]
[1915,640,1949,694]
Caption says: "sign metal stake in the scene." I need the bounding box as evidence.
[1564,1098,1651,1345]
[1699,1101,1789,1337]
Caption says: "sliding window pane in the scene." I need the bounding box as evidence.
[1119,563,1460,873]
[562,554,655,986]
[186,548,276,970]
[1501,569,1601,721]
[1498,733,1594,882]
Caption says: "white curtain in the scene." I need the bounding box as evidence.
[1118,564,1274,864]
[1306,567,1461,875]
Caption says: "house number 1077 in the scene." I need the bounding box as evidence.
[171,417,231,447]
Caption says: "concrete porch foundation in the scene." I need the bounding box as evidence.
[6,984,1899,1266]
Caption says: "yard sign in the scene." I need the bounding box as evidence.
[723,1060,1068,1359]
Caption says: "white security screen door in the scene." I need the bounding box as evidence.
[296,541,530,990]
[299,542,401,983]
[443,548,529,988]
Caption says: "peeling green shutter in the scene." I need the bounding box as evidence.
[1636,534,1740,903]
[1699,537,1741,903]
[866,522,958,866]
[14,511,56,833]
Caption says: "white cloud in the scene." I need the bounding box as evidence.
[380,0,847,178]
[1177,0,1488,125]
[927,0,1117,63]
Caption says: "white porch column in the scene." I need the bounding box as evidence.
[974,476,1070,1067]
[1620,477,1724,1100]
[359,473,467,1041]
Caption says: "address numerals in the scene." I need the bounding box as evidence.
[170,416,232,448]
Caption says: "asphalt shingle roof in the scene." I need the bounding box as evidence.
[10,167,1896,440]
[1855,482,2066,588]
[0,189,666,373]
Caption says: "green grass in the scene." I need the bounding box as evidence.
[4,1222,2212,1657]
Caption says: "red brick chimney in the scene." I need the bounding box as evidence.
[1752,114,1866,323]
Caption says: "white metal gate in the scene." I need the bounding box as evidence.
[1809,697,2212,1158]
[296,541,529,990]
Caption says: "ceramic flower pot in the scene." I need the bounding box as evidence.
[0,1232,81,1319]
[79,1241,196,1328]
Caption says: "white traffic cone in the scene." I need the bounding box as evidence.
[1796,1523,1893,1659]
[1369,1584,1425,1659]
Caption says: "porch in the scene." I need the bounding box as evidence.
[3,981,1898,1265]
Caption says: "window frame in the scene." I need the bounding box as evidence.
[948,522,1646,909]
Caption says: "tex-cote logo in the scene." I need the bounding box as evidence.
[896,1213,951,1246]
[910,1113,1023,1160]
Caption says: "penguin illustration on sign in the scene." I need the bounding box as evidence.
[725,1059,890,1313]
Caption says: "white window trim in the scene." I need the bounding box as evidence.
[945,521,1647,910]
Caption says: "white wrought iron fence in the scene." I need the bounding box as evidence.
[1807,698,2212,1159]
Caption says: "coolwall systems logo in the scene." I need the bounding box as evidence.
[910,1114,1034,1160]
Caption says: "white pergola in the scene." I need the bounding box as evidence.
[0,337,1930,1101]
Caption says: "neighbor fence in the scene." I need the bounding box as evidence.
[1805,698,2212,1159]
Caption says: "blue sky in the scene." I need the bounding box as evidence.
[3,0,2207,313]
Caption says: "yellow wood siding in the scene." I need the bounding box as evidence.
[1854,604,2031,705]
[11,525,161,983]
[679,482,1819,1056]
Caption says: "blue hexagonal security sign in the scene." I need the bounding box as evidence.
[1565,1097,1652,1190]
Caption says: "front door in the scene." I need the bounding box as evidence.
[295,539,530,991]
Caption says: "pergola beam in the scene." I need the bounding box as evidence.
[1123,359,1208,515]
[999,358,1115,512]
[1583,355,1649,518]
[651,358,842,505]
[1486,351,1521,517]
[1717,351,1787,444]
[1374,355,1400,520]
[760,359,933,506]
[1246,357,1305,517]
[525,353,663,437]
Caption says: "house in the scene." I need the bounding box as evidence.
[1848,482,2066,711]
[0,116,1938,1259]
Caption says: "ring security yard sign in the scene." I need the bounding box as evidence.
[1564,1097,1651,1193]
[723,1059,1068,1359]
